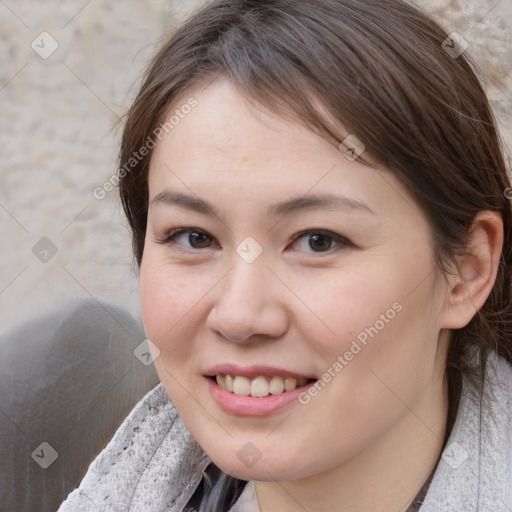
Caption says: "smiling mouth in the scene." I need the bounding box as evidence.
[210,374,317,397]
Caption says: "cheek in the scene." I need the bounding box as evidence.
[139,255,206,361]
[139,255,213,410]
[289,264,404,358]
[291,250,441,387]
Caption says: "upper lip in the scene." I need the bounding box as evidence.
[205,364,316,380]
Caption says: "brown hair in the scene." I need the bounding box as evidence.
[117,0,512,507]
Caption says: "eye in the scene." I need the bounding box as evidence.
[159,228,216,250]
[289,229,351,253]
[156,227,352,254]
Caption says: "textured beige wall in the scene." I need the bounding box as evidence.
[1,0,511,334]
[0,1,206,332]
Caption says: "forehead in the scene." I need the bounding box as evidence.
[147,77,420,223]
[152,78,333,168]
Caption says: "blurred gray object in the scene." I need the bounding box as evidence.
[0,298,159,512]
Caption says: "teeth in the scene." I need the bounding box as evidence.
[233,376,251,396]
[215,374,311,397]
[251,376,269,397]
[216,374,227,390]
[284,377,297,391]
[269,376,284,394]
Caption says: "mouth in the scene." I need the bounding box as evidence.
[204,364,319,415]
[208,374,317,398]
[205,370,318,416]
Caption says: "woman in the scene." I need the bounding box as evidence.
[58,0,512,510]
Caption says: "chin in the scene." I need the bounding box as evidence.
[204,445,315,483]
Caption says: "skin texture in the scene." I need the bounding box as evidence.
[139,77,503,512]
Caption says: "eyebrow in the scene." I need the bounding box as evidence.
[150,190,375,217]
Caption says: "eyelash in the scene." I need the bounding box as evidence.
[155,227,353,255]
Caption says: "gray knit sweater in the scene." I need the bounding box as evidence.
[58,352,512,511]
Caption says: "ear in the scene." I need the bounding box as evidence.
[441,211,503,329]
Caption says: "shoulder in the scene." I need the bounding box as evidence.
[58,383,211,512]
[420,353,512,511]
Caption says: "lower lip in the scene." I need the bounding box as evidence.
[206,377,317,416]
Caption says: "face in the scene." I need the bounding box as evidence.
[140,77,450,482]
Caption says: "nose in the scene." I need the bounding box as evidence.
[206,256,289,344]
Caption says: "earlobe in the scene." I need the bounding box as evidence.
[440,211,503,330]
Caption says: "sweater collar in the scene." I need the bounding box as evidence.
[420,352,512,511]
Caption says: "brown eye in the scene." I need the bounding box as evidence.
[307,233,334,252]
[160,228,216,250]
[291,230,351,254]
[186,231,212,249]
